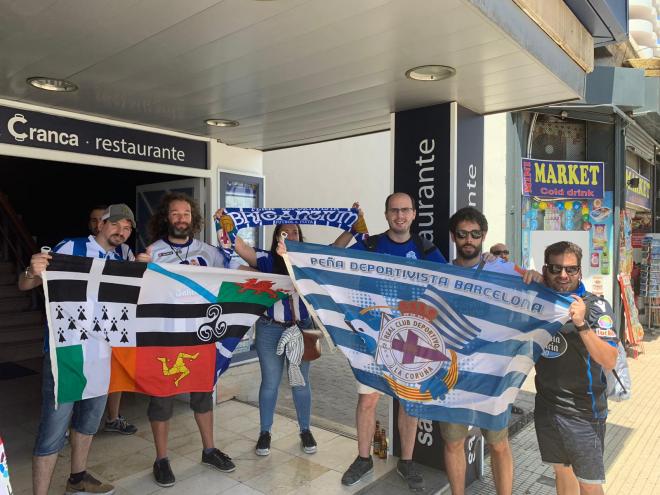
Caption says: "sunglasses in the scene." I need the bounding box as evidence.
[455,229,483,240]
[491,250,509,256]
[546,264,580,275]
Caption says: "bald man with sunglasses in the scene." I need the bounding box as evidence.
[442,207,542,495]
[535,241,617,495]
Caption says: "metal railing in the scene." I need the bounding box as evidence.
[0,192,41,307]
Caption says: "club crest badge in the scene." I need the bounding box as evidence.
[376,301,459,400]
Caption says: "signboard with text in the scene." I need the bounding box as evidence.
[0,105,207,169]
[625,167,652,210]
[522,158,604,199]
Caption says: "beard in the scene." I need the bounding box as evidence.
[458,243,481,261]
[168,222,192,239]
[107,234,126,247]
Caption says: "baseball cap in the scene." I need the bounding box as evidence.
[102,203,136,228]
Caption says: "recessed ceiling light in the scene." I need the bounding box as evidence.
[405,65,456,81]
[205,118,239,127]
[26,76,78,92]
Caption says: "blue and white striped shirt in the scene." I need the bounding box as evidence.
[53,235,134,261]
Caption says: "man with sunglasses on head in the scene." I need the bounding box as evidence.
[442,207,541,495]
[341,192,446,492]
[535,241,617,495]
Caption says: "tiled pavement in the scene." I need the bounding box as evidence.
[2,333,659,494]
[467,333,660,495]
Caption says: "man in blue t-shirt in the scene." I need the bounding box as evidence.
[342,192,444,491]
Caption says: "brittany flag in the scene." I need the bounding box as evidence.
[43,254,292,404]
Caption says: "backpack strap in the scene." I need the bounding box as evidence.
[411,234,437,260]
[365,234,380,252]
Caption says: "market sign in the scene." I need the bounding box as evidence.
[0,105,207,169]
[625,167,651,210]
[522,158,604,199]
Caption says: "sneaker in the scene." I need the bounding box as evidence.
[341,455,373,486]
[65,472,115,494]
[153,458,175,488]
[202,448,236,473]
[255,431,271,456]
[300,429,317,454]
[397,459,425,492]
[104,416,137,435]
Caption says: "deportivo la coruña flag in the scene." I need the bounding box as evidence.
[284,242,572,431]
[42,253,292,404]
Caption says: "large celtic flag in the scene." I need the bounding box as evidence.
[285,242,572,431]
[43,254,292,404]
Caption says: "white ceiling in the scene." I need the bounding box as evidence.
[0,0,585,150]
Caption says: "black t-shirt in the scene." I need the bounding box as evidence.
[535,292,618,419]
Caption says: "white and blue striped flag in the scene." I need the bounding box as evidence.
[284,242,572,431]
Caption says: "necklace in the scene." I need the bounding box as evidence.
[167,239,190,263]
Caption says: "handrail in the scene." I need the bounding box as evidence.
[0,192,43,309]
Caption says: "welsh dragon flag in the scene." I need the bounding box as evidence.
[43,254,292,404]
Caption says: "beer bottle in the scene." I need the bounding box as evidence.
[373,423,381,456]
[379,428,388,459]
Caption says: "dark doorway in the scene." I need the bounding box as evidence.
[1,156,188,251]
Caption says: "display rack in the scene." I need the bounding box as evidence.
[639,235,660,334]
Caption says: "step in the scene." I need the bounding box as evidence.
[0,262,15,274]
[0,272,17,285]
[0,339,43,363]
[0,284,25,298]
[0,311,43,329]
[0,325,43,344]
[0,296,31,313]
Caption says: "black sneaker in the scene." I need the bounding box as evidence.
[397,459,425,492]
[341,455,373,486]
[202,448,236,473]
[255,431,271,456]
[153,458,175,488]
[65,472,115,494]
[300,429,317,454]
[104,416,138,435]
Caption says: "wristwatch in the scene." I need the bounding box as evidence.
[23,267,34,279]
[575,322,590,332]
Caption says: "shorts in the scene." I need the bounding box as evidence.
[534,408,606,484]
[33,354,108,456]
[357,381,383,395]
[147,392,214,422]
[439,422,508,445]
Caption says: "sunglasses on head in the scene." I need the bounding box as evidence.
[546,263,580,275]
[491,250,509,256]
[455,229,483,240]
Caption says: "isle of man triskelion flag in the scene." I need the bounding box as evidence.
[284,242,572,431]
[42,253,292,404]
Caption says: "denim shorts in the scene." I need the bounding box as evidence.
[147,392,213,422]
[33,354,108,456]
[535,408,606,484]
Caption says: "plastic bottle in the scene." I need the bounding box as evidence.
[601,246,610,275]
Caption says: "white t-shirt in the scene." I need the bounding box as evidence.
[148,238,225,267]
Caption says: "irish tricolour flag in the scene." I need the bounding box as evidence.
[43,254,291,404]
